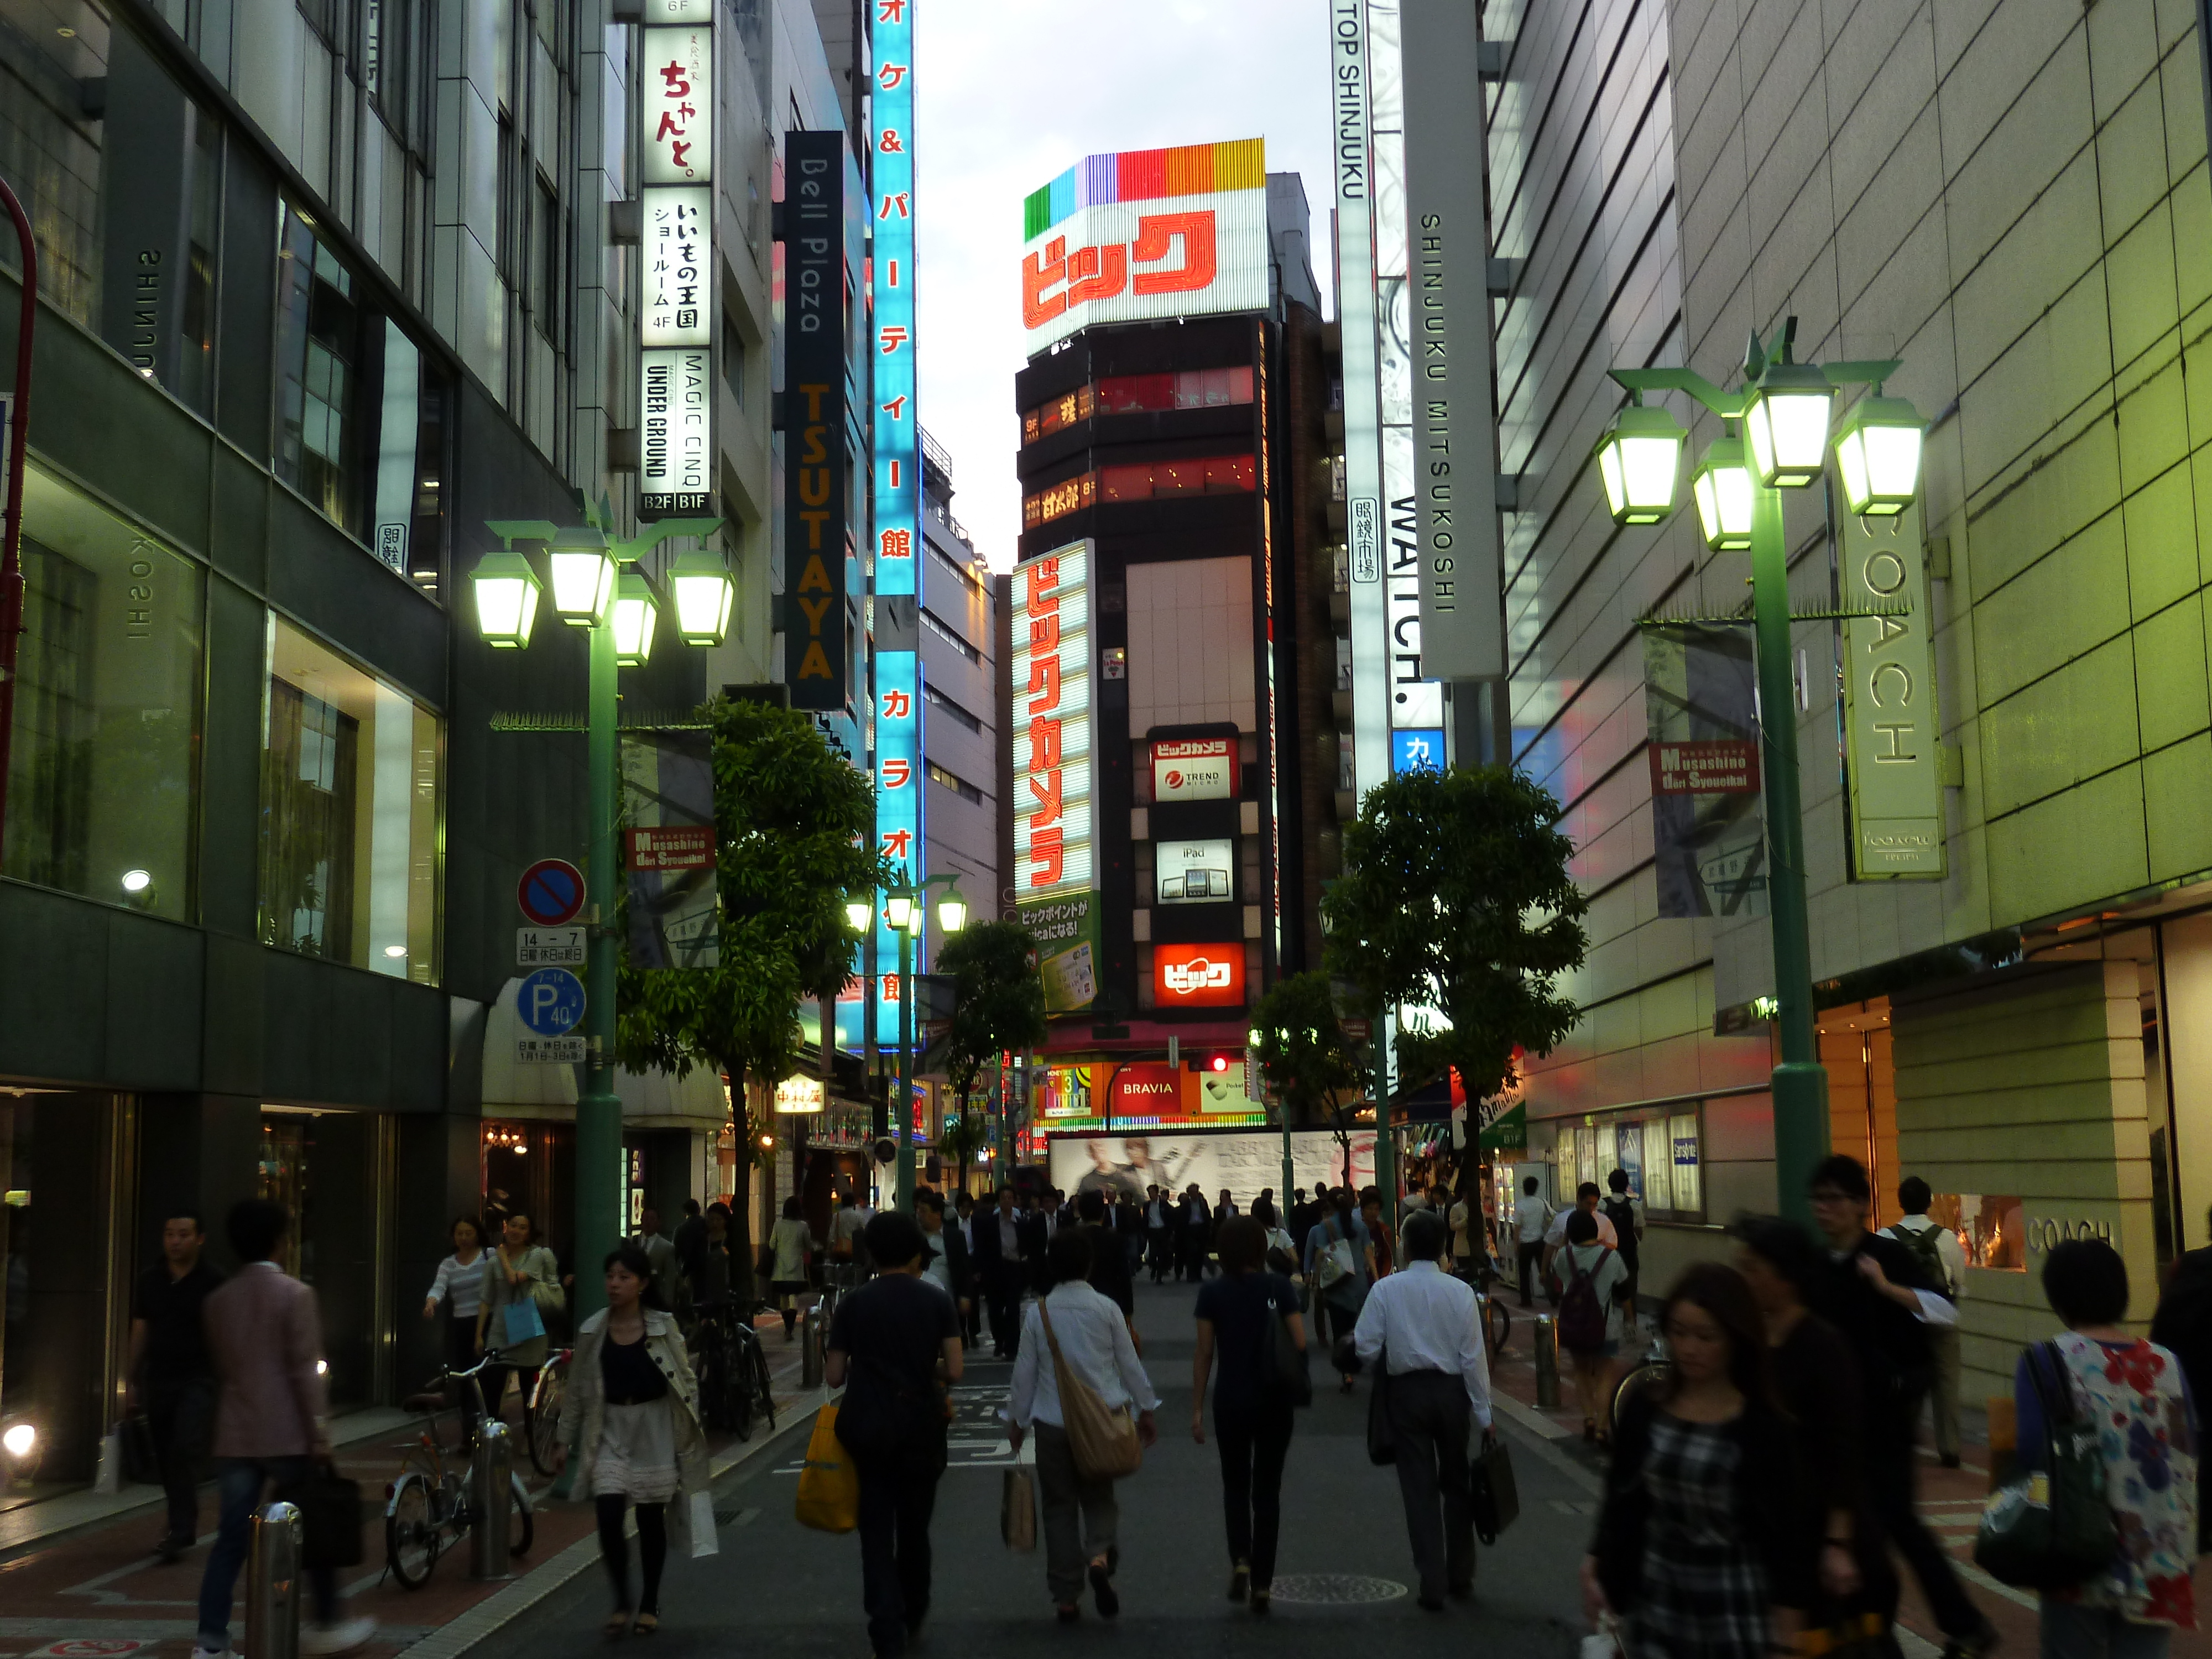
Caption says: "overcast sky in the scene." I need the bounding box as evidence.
[914,0,1335,573]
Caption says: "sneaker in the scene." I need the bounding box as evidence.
[300,1616,378,1655]
[194,1645,229,1659]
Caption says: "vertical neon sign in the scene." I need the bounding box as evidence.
[871,0,924,1044]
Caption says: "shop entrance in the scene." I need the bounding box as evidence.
[258,1108,395,1411]
[1820,998,1897,1230]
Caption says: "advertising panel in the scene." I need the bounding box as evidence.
[1020,139,1270,355]
[1840,503,1944,877]
[1012,540,1098,1010]
[1642,622,1768,917]
[638,348,712,515]
[782,131,847,704]
[870,0,919,601]
[636,20,712,520]
[1155,838,1234,904]
[619,731,719,969]
[640,27,711,185]
[1108,1063,1187,1119]
[1150,737,1236,801]
[1053,1129,1375,1205]
[640,185,712,348]
[1152,941,1245,1008]
[873,649,924,1044]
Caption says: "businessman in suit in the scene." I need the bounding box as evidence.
[968,1187,1034,1358]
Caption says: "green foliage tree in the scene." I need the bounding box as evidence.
[933,920,1047,1192]
[616,696,888,1297]
[1321,764,1589,1109]
[1249,969,1368,1188]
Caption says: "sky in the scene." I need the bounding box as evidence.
[913,0,1335,573]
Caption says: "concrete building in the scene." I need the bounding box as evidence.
[917,429,998,960]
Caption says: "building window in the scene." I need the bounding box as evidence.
[258,617,443,982]
[1,467,202,919]
[722,315,746,408]
[921,607,979,664]
[274,207,364,526]
[924,684,982,733]
[1021,453,1255,528]
[1020,366,1254,445]
[1543,1105,1705,1223]
[926,761,984,806]
[530,176,561,341]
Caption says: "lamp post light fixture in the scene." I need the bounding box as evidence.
[1593,400,1687,526]
[844,894,874,933]
[1600,320,1914,1226]
[667,547,738,648]
[470,512,724,1322]
[874,868,971,1211]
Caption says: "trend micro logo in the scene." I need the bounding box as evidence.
[1019,138,1271,354]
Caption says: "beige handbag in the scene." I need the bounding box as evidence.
[1038,1301,1141,1480]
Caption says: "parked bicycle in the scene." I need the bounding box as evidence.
[1610,1328,1671,1434]
[384,1350,536,1588]
[1477,1290,1511,1359]
[526,1347,572,1477]
[690,1302,776,1439]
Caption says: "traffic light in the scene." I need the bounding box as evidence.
[1184,1052,1235,1073]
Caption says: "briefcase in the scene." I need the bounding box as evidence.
[286,1462,366,1568]
[1470,1431,1519,1543]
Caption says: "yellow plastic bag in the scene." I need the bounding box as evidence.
[794,1403,859,1533]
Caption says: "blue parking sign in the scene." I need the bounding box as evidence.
[517,968,586,1036]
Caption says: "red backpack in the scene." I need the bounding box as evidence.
[1557,1247,1613,1354]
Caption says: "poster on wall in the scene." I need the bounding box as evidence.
[1643,622,1768,917]
[1051,1129,1375,1204]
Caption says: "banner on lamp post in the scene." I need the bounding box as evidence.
[1840,503,1944,878]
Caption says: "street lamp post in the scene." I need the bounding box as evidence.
[474,515,729,1319]
[853,869,968,1212]
[1594,319,1923,1227]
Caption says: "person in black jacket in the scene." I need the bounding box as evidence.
[1584,1261,1815,1659]
[1802,1155,1994,1659]
[916,1193,972,1325]
[1076,1190,1135,1326]
[2151,1204,2212,1551]
[968,1188,1031,1358]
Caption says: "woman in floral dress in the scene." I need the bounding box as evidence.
[2016,1238,2198,1659]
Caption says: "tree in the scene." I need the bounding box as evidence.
[933,920,1047,1193]
[617,696,888,1298]
[1321,764,1589,1109]
[1249,969,1368,1189]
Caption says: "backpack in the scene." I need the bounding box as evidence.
[1893,1219,1950,1294]
[1600,1197,1639,1266]
[1557,1246,1613,1354]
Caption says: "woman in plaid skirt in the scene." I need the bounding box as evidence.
[1583,1262,1818,1659]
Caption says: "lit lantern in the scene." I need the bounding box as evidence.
[935,885,969,935]
[471,549,544,648]
[1691,435,1755,551]
[611,568,661,666]
[1833,394,1925,516]
[1744,358,1837,489]
[1593,403,1686,525]
[546,525,615,626]
[667,546,737,647]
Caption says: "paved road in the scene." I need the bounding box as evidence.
[487,1277,1593,1659]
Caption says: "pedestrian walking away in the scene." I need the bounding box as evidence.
[476,1211,564,1442]
[1584,1261,1817,1659]
[194,1198,375,1659]
[422,1215,488,1418]
[2020,1238,2198,1659]
[1515,1175,1552,1307]
[827,1212,964,1659]
[1361,1188,1396,1279]
[1178,1185,1213,1281]
[1006,1228,1161,1623]
[951,1191,984,1348]
[1601,1168,1646,1325]
[628,1208,686,1320]
[767,1197,817,1340]
[560,1244,711,1637]
[2151,1203,2212,1553]
[129,1209,225,1563]
[1348,1208,1492,1610]
[1191,1215,1306,1611]
[1882,1175,1968,1467]
[916,1193,974,1335]
[1542,1182,1619,1297]
[1803,1155,1997,1659]
[968,1187,1032,1358]
[1554,1208,1630,1443]
[1143,1186,1174,1283]
[1074,1189,1135,1331]
[1305,1189,1369,1370]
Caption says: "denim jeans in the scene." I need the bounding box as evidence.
[196,1457,338,1650]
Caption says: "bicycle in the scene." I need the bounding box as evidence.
[526,1348,572,1477]
[1610,1329,1671,1435]
[1477,1291,1511,1359]
[691,1303,776,1439]
[384,1350,536,1589]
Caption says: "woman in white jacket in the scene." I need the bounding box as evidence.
[1006,1230,1160,1624]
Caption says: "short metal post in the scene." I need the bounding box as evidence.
[245,1500,302,1659]
[471,1420,513,1580]
[1533,1314,1561,1410]
[800,1308,823,1388]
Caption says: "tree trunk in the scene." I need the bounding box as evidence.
[724,1058,757,1305]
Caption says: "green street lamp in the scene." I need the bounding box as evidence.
[472,512,725,1323]
[667,547,738,648]
[1691,434,1755,552]
[1593,401,1686,525]
[1601,321,1915,1227]
[1832,394,1926,517]
[869,868,969,1211]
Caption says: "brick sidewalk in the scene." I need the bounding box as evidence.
[0,1315,815,1659]
[1484,1301,2210,1658]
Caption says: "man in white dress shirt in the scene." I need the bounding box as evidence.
[1350,1208,1491,1610]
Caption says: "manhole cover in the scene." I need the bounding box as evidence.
[1266,1573,1407,1605]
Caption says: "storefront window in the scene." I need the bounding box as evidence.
[2,468,202,918]
[1668,1112,1702,1215]
[258,617,442,980]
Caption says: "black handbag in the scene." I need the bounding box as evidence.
[284,1462,365,1569]
[118,1412,160,1486]
[1260,1291,1313,1407]
[1365,1351,1396,1465]
[1974,1341,2116,1589]
[1469,1430,1519,1542]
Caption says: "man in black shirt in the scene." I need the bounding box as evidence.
[827,1212,964,1659]
[127,1211,225,1561]
[1803,1155,1993,1659]
[1076,1190,1135,1325]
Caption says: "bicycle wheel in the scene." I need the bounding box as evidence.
[385,1473,441,1589]
[1484,1297,1511,1356]
[528,1362,567,1475]
[745,1330,776,1434]
[1611,1360,1670,1434]
[507,1473,535,1557]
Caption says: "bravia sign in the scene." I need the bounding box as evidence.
[1150,738,1236,802]
[1153,942,1245,1008]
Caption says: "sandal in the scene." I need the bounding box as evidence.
[632,1615,658,1636]
[603,1613,630,1639]
[1251,1589,1272,1616]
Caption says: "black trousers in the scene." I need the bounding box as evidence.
[1868,1391,1979,1636]
[1387,1370,1475,1601]
[985,1263,1023,1356]
[594,1495,666,1614]
[144,1375,215,1543]
[1515,1240,1544,1305]
[856,1455,942,1657]
[1145,1227,1171,1279]
[1181,1229,1209,1280]
[1213,1397,1293,1587]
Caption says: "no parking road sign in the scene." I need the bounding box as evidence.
[517,858,586,926]
[515,967,587,1065]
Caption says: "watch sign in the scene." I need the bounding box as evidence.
[1153,943,1245,1008]
[1151,738,1236,802]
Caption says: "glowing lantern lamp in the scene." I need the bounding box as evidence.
[1744,357,1837,489]
[1594,402,1686,525]
[611,569,662,667]
[1691,435,1756,552]
[667,546,737,647]
[471,549,544,649]
[546,524,615,626]
[1833,394,1925,516]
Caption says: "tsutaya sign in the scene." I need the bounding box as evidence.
[1012,540,1099,1012]
[1019,139,1270,354]
[784,131,849,708]
[1840,504,1944,877]
[638,2,713,515]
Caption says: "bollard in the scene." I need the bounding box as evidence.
[244,1500,302,1659]
[470,1419,513,1580]
[1533,1314,1561,1410]
[800,1308,824,1388]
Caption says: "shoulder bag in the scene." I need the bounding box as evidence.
[795,1402,860,1533]
[1038,1300,1142,1480]
[1259,1287,1313,1407]
[1974,1340,2116,1589]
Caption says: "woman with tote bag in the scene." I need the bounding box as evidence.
[1005,1230,1160,1624]
[560,1244,714,1637]
[474,1211,564,1437]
